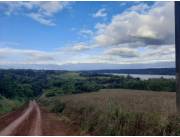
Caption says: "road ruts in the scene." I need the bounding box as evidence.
[0,100,42,136]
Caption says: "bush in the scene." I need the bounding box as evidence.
[0,97,24,115]
[45,92,56,97]
[44,88,64,97]
[51,101,66,113]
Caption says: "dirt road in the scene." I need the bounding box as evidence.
[0,101,81,136]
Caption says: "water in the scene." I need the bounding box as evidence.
[105,73,176,80]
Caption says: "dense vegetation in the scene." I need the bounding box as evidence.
[0,96,23,115]
[0,69,176,100]
[0,69,175,115]
[39,89,180,135]
[80,72,175,92]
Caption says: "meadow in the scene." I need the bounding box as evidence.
[39,89,180,135]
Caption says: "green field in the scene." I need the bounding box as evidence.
[39,89,179,135]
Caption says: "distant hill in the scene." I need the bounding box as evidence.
[0,61,175,71]
[82,68,175,75]
[0,68,175,75]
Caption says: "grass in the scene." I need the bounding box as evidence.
[0,96,25,116]
[39,89,179,135]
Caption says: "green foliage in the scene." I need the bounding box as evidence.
[62,79,76,94]
[44,88,64,97]
[0,69,176,101]
[74,80,101,93]
[146,78,176,92]
[0,69,49,99]
[0,96,24,115]
[82,73,176,92]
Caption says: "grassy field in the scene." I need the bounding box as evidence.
[39,89,180,135]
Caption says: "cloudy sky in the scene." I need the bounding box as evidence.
[0,1,175,69]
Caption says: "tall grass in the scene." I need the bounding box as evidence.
[39,89,180,135]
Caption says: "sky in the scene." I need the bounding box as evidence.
[0,1,175,69]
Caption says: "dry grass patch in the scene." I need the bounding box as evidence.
[39,89,179,135]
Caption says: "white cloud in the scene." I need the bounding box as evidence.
[0,47,56,64]
[93,8,107,18]
[71,43,89,52]
[65,42,90,52]
[142,45,175,62]
[28,13,55,26]
[104,47,139,58]
[128,3,150,12]
[0,2,175,67]
[1,1,70,26]
[65,2,175,65]
[0,43,175,67]
[94,2,174,47]
[79,29,93,37]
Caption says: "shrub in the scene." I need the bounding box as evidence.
[51,101,66,113]
[45,92,56,97]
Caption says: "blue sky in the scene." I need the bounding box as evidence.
[0,1,175,69]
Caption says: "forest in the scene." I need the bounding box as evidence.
[0,69,175,100]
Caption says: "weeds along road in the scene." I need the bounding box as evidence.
[0,100,81,136]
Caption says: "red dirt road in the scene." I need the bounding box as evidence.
[0,101,81,136]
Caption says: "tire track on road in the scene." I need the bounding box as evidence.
[29,101,42,136]
[0,100,42,136]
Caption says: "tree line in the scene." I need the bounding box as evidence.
[0,69,176,100]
